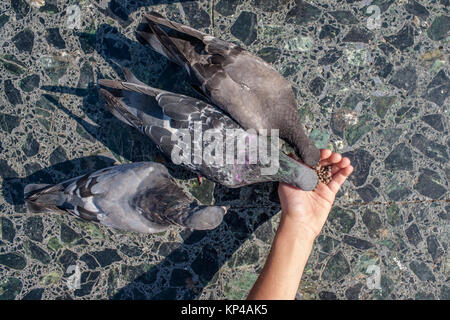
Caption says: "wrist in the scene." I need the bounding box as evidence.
[277,214,316,247]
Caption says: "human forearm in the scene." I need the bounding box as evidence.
[247,215,315,300]
[247,151,353,300]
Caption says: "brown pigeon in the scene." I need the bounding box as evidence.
[138,12,321,168]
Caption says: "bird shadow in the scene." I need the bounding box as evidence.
[35,9,282,299]
[1,155,117,210]
[112,204,280,300]
[41,21,204,180]
[94,0,195,28]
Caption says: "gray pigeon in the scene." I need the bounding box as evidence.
[24,162,228,233]
[138,12,321,168]
[98,67,318,191]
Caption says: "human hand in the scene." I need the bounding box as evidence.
[278,149,353,240]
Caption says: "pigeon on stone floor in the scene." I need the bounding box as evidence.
[98,67,318,190]
[138,12,321,168]
[24,162,228,233]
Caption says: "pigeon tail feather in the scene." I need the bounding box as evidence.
[98,88,148,133]
[144,16,191,69]
[142,13,208,86]
[24,183,67,214]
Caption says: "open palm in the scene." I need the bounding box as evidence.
[278,149,354,239]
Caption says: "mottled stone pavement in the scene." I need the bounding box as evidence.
[0,0,448,300]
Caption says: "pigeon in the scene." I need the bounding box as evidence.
[138,12,321,168]
[98,67,318,190]
[24,162,228,233]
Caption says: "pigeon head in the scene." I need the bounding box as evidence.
[290,163,319,191]
[183,205,229,230]
[277,153,319,191]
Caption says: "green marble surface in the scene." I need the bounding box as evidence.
[0,0,448,300]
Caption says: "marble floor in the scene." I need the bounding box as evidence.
[0,0,448,300]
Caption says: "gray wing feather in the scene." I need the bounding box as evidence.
[98,69,317,189]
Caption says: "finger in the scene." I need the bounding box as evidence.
[330,157,351,175]
[319,149,332,162]
[314,180,335,197]
[328,165,353,193]
[331,165,341,176]
[327,165,354,194]
[339,157,351,168]
[320,152,342,167]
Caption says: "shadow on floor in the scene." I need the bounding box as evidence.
[95,0,196,28]
[1,155,117,207]
[20,8,281,299]
[41,21,203,177]
[2,154,280,299]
